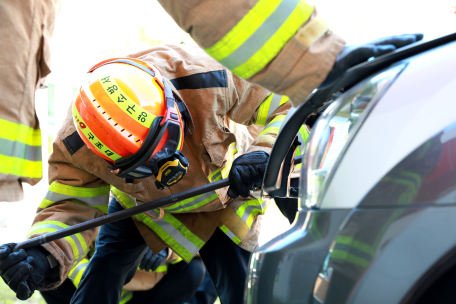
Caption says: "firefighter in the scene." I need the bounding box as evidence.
[157,0,423,107]
[40,246,205,304]
[0,0,61,222]
[0,44,308,304]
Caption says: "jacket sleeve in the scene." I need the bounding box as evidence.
[158,0,345,107]
[25,135,110,290]
[226,73,309,157]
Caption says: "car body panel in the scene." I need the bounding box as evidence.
[321,40,456,209]
[246,35,456,303]
[244,209,351,304]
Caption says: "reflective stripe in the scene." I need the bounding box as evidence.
[170,257,183,264]
[0,138,41,161]
[295,125,309,169]
[68,259,89,287]
[112,188,204,262]
[154,265,168,273]
[259,115,286,137]
[209,169,222,183]
[0,154,42,178]
[0,118,42,178]
[163,191,218,213]
[237,198,270,227]
[219,225,241,244]
[206,0,313,79]
[208,143,238,183]
[98,75,156,128]
[72,103,122,161]
[120,291,133,304]
[256,94,289,126]
[221,143,238,179]
[27,221,88,265]
[39,182,110,214]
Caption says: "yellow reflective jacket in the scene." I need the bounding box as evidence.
[26,44,309,290]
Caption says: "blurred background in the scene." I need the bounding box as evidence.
[0,0,455,302]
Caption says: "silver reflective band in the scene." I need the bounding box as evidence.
[134,202,201,256]
[0,138,41,161]
[219,0,301,70]
[266,94,284,124]
[164,191,218,212]
[210,170,222,182]
[69,261,89,281]
[29,224,85,261]
[263,119,284,130]
[224,228,237,240]
[44,191,109,207]
[241,199,269,223]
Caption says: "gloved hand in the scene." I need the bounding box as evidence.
[227,151,269,199]
[139,248,167,272]
[320,33,424,89]
[0,243,51,300]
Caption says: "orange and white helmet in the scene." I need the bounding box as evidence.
[73,58,188,188]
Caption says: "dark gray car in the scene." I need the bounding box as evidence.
[245,33,456,304]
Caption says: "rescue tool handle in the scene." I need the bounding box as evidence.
[14,178,231,252]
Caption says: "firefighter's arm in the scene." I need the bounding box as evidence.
[158,0,345,107]
[26,137,110,290]
[226,73,308,157]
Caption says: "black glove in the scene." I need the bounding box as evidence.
[0,243,51,300]
[139,248,167,272]
[320,33,424,89]
[227,151,269,199]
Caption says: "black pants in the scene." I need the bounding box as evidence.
[69,198,250,304]
[40,259,204,304]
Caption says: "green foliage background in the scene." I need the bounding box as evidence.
[0,281,45,304]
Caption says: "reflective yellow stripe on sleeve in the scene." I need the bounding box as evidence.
[208,143,238,183]
[237,198,271,227]
[162,145,238,213]
[205,0,314,79]
[40,182,110,214]
[259,114,286,137]
[256,94,290,127]
[294,124,309,169]
[219,225,241,244]
[27,221,88,266]
[0,118,42,178]
[112,188,205,262]
[120,291,133,304]
[68,258,89,287]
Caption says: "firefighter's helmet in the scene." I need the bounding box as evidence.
[72,58,188,189]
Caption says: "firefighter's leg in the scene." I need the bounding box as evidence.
[199,228,251,304]
[70,197,148,304]
[185,268,218,304]
[129,258,205,304]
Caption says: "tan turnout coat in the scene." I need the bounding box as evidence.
[28,44,293,289]
[0,0,61,201]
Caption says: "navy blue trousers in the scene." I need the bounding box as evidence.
[71,198,251,304]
